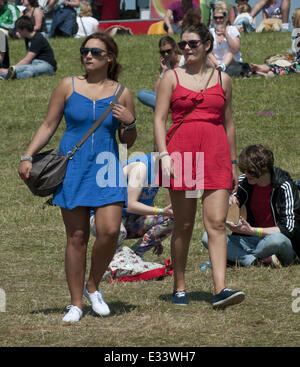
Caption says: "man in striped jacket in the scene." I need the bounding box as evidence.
[202,144,300,267]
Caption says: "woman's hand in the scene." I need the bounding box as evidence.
[18,161,32,181]
[161,154,175,179]
[229,194,239,206]
[160,57,170,73]
[112,104,134,125]
[162,203,173,216]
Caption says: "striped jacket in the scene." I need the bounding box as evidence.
[234,167,300,258]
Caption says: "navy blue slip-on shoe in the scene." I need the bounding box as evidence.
[172,290,189,306]
[212,288,245,309]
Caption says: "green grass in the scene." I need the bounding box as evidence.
[0,31,300,347]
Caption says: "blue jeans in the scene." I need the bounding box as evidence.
[201,231,296,267]
[0,59,55,79]
[137,90,156,110]
[49,7,76,37]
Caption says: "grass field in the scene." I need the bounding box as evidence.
[0,30,300,348]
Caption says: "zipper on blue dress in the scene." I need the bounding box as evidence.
[92,100,95,152]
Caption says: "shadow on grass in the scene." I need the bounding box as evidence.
[30,302,137,317]
[159,291,212,304]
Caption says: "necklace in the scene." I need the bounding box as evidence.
[186,67,212,89]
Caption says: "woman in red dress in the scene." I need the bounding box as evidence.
[154,22,245,308]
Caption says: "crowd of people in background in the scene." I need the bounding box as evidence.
[1,0,298,322]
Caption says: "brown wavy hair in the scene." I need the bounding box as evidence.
[81,32,121,81]
[238,144,274,178]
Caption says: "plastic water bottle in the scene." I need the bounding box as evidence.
[200,260,211,271]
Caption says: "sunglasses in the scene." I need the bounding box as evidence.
[80,47,106,57]
[160,48,173,56]
[177,40,201,50]
[244,170,260,178]
[214,16,225,20]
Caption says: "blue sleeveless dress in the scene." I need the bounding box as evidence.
[52,78,126,210]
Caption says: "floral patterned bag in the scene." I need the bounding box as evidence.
[102,246,173,282]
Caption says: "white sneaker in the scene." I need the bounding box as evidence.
[271,254,282,269]
[84,284,110,316]
[62,305,83,322]
[4,66,16,80]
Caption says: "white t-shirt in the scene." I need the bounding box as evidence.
[75,16,99,39]
[210,26,242,63]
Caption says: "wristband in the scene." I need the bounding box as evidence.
[20,155,33,162]
[121,118,136,131]
[153,207,163,215]
[159,73,164,79]
[232,160,237,164]
[159,152,169,159]
[256,227,263,237]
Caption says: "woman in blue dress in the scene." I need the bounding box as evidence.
[18,33,137,322]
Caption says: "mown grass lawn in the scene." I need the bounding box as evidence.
[0,30,299,347]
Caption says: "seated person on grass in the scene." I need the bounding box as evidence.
[137,35,184,110]
[201,144,300,267]
[0,15,57,80]
[250,8,300,77]
[250,0,290,31]
[47,0,80,38]
[90,153,174,259]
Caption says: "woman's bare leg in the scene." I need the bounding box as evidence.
[86,203,123,293]
[61,206,90,309]
[223,52,234,68]
[169,190,197,292]
[202,189,229,294]
[250,63,270,74]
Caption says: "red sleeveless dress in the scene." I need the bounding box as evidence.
[163,70,232,191]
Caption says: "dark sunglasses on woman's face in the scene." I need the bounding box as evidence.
[177,40,201,50]
[80,47,106,57]
[214,16,225,20]
[159,48,173,56]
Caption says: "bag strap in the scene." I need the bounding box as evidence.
[80,16,88,37]
[68,84,125,158]
[167,68,215,146]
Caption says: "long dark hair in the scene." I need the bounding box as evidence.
[158,35,180,54]
[182,0,193,13]
[81,32,121,81]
